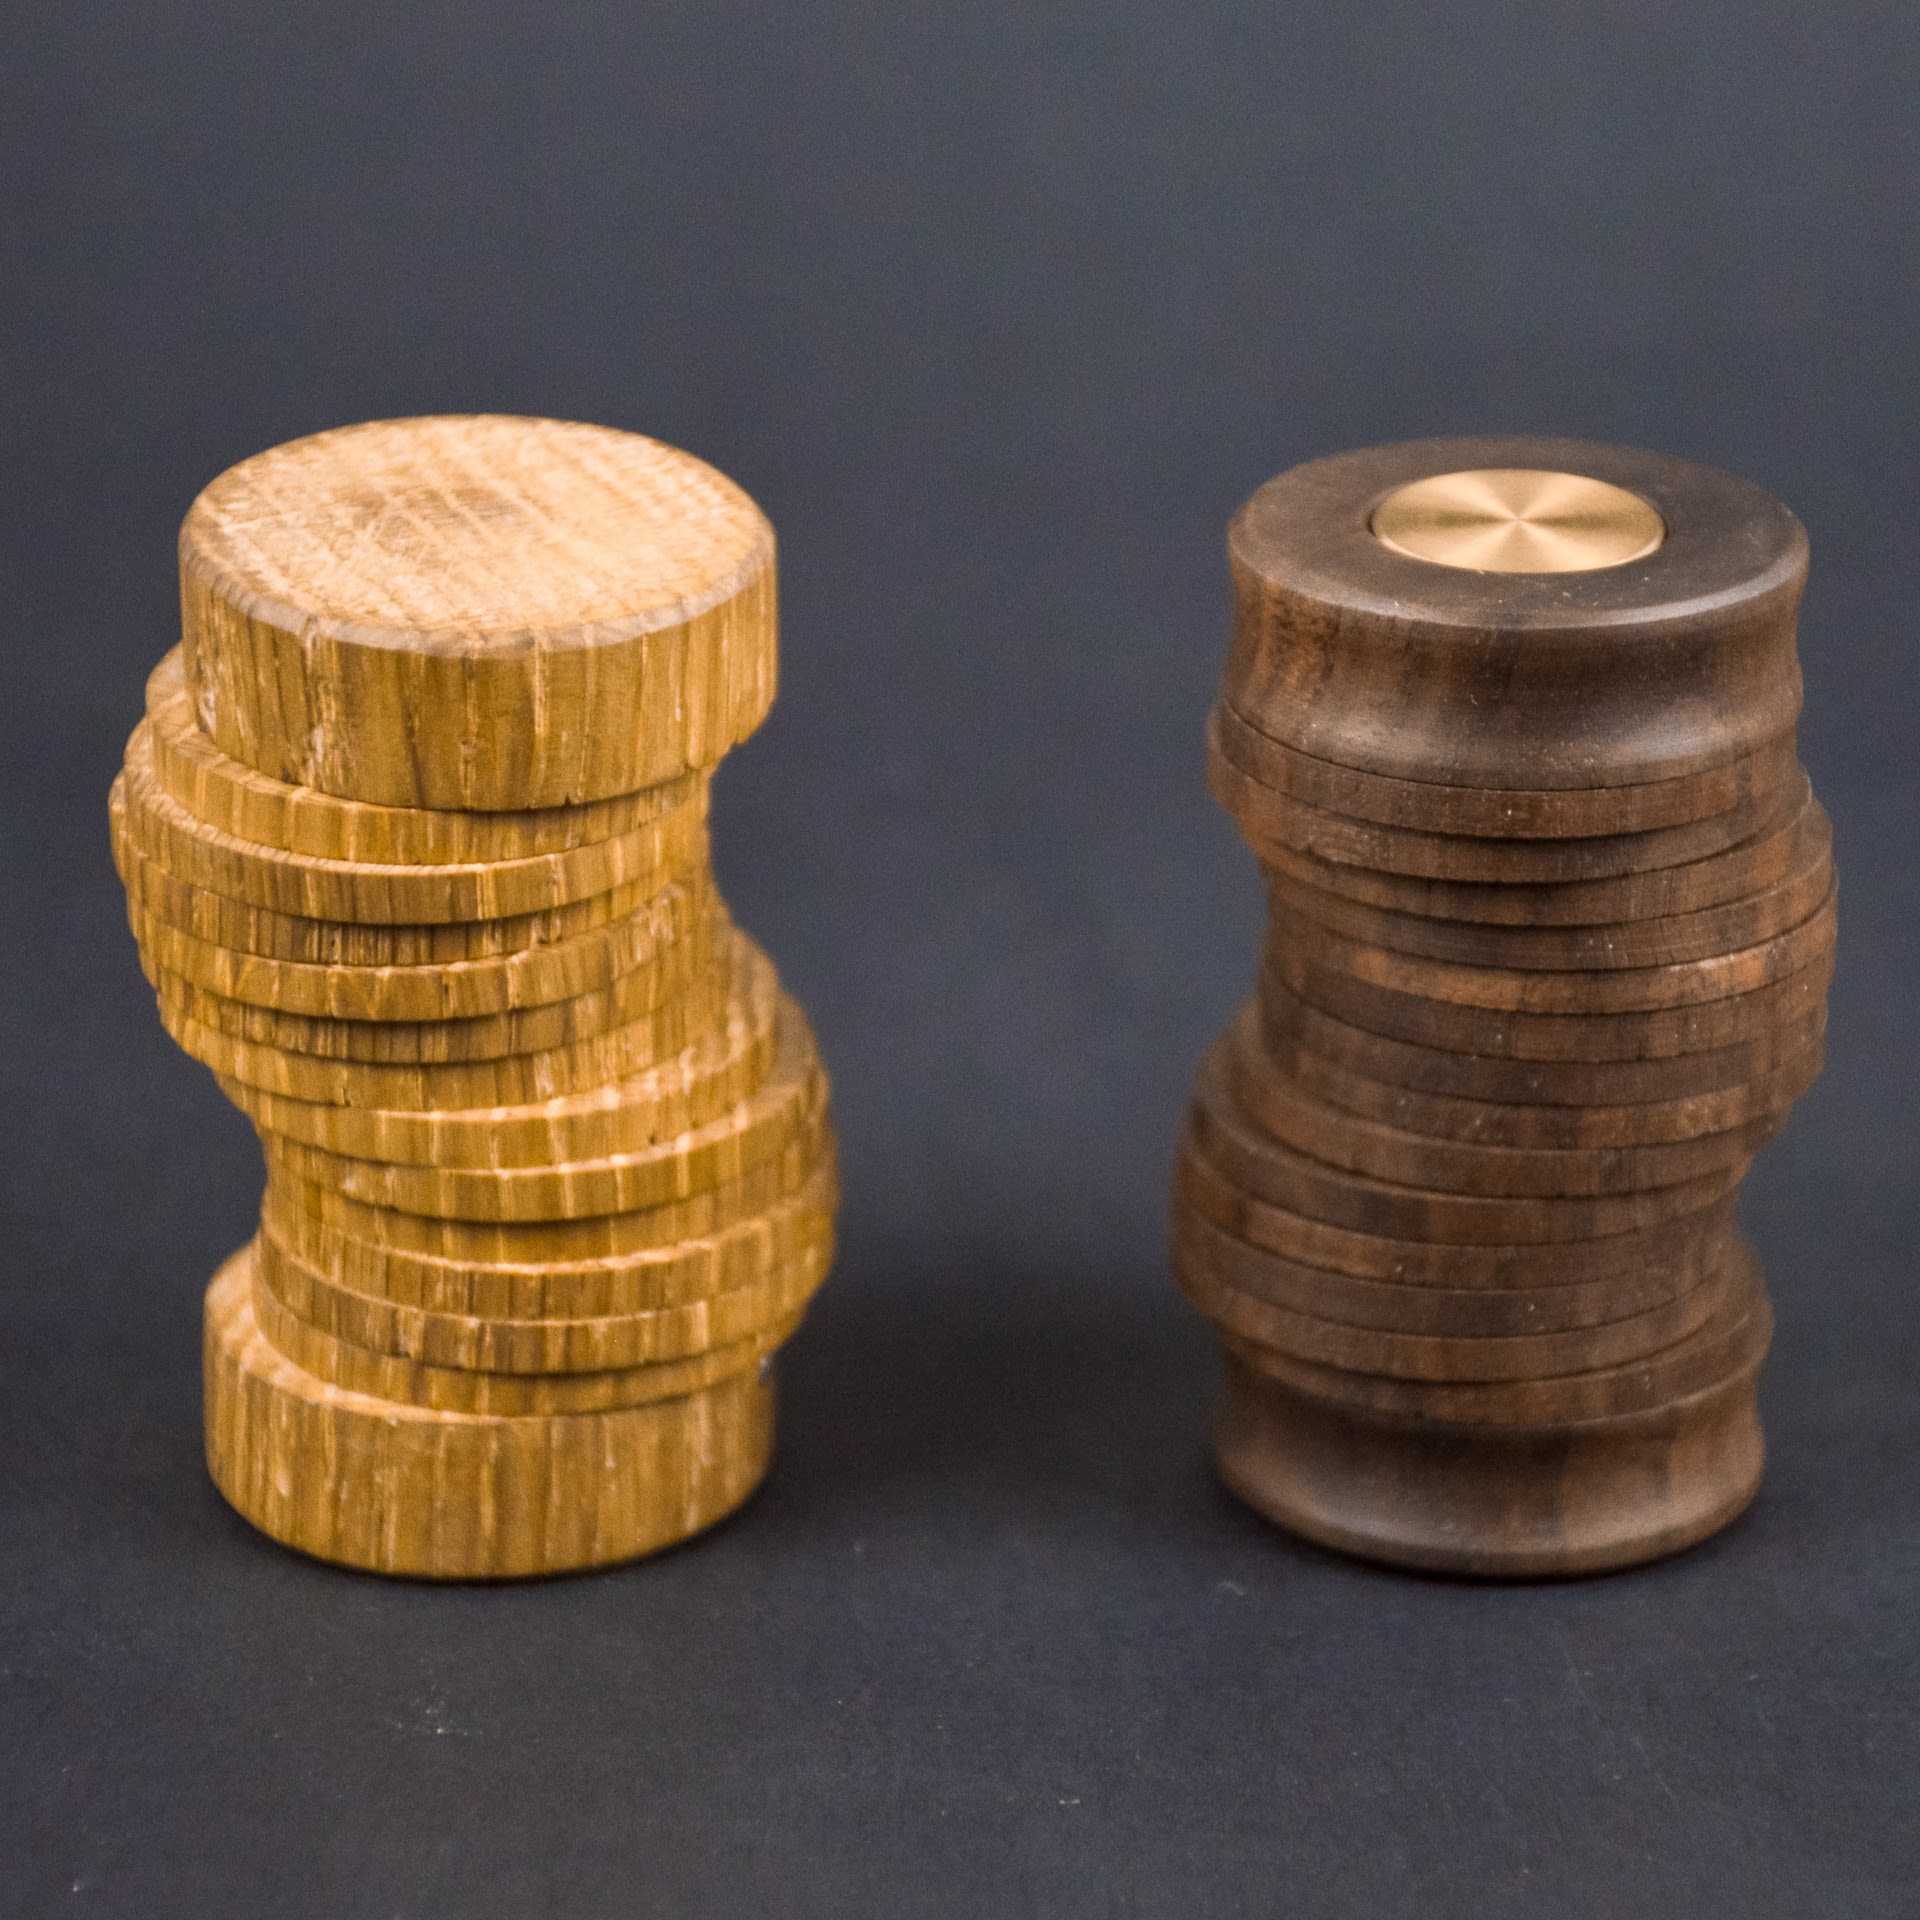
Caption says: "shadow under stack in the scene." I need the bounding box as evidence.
[1173,438,1834,1576]
[109,415,838,1578]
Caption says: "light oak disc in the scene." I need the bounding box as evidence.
[146,647,693,865]
[180,415,778,809]
[259,1159,840,1323]
[205,1244,777,1579]
[257,1002,826,1221]
[116,738,709,926]
[216,931,779,1168]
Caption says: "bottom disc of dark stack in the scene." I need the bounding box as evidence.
[1208,1258,1771,1579]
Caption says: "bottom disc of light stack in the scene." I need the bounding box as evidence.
[203,1243,775,1578]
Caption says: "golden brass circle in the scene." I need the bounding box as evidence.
[1370,469,1665,573]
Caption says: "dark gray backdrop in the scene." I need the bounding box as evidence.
[3,4,1915,1914]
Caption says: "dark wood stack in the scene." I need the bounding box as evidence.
[1172,437,1835,1576]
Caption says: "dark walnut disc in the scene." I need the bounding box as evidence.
[1210,696,1800,840]
[1253,776,1818,928]
[1175,1136,1740,1292]
[1173,1206,1740,1377]
[1259,935,1834,1064]
[1257,975,1826,1107]
[1263,883,1836,1014]
[1256,1009,1824,1149]
[1222,1246,1770,1429]
[1168,1201,1711,1338]
[1211,736,1800,884]
[1263,797,1831,969]
[1223,1005,1783,1197]
[1185,1042,1745,1246]
[1220,436,1805,791]
[1213,1347,1766,1577]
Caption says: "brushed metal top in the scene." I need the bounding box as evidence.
[1370,469,1666,573]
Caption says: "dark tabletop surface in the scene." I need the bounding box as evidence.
[3,5,1916,1914]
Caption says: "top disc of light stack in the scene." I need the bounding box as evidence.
[179,416,777,810]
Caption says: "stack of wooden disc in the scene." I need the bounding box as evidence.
[108,415,838,1578]
[1172,439,1835,1575]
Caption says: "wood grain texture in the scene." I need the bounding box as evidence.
[114,417,838,1577]
[146,885,716,1062]
[1176,437,1829,1575]
[180,416,778,810]
[259,1161,839,1323]
[215,932,780,1167]
[1220,435,1805,790]
[258,1012,823,1221]
[148,647,692,864]
[255,1212,834,1373]
[205,1245,779,1579]
[116,735,709,924]
[1210,696,1801,839]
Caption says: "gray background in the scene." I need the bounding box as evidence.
[3,3,1915,1913]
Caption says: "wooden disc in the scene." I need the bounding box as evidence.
[260,1160,839,1323]
[146,647,693,865]
[1220,437,1805,791]
[116,736,708,926]
[1257,1010,1824,1149]
[1213,1346,1765,1576]
[1175,1132,1740,1289]
[215,932,779,1168]
[258,1004,825,1222]
[117,822,673,967]
[205,1244,778,1578]
[1257,974,1827,1106]
[1222,1246,1771,1428]
[1260,938,1834,1064]
[268,1106,835,1264]
[1212,742,1802,883]
[1186,1044,1744,1244]
[1173,1209,1736,1380]
[1224,1006,1782,1197]
[1265,797,1832,969]
[248,1255,804,1416]
[180,416,778,810]
[146,883,716,1063]
[1264,882,1836,1015]
[159,967,729,1109]
[1210,696,1800,839]
[256,1214,834,1375]
[1253,774,1820,927]
[128,876,716,1024]
[1168,1201,1710,1338]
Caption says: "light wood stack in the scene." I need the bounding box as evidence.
[109,415,838,1578]
[1172,438,1835,1576]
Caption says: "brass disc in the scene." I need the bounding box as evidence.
[1371,469,1665,574]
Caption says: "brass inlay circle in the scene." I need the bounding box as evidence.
[1370,469,1665,573]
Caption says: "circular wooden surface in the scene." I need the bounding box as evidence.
[270,1107,834,1264]
[1210,696,1799,840]
[257,1012,826,1222]
[256,1221,833,1376]
[1175,1135,1741,1291]
[216,934,780,1168]
[204,1244,780,1579]
[180,416,778,809]
[145,648,691,866]
[115,734,708,926]
[1212,738,1801,883]
[1222,435,1806,790]
[258,1160,839,1323]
